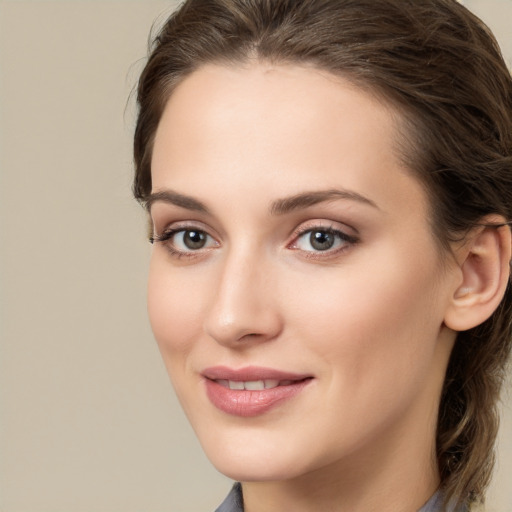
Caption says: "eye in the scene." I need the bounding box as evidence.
[173,229,211,251]
[292,227,358,254]
[151,227,218,255]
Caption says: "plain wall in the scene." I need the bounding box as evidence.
[0,1,510,511]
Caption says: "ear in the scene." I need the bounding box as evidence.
[444,216,511,332]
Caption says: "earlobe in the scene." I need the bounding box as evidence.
[444,216,511,332]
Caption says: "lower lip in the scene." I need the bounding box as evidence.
[204,378,311,417]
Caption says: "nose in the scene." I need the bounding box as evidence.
[203,250,283,347]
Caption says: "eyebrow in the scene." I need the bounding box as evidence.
[147,187,379,215]
[270,189,379,215]
[147,190,210,213]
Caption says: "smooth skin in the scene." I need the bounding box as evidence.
[147,63,511,512]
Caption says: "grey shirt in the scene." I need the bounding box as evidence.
[215,483,466,512]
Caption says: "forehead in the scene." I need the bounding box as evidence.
[151,62,428,221]
[153,63,399,164]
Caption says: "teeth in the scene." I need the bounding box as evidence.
[224,379,282,390]
[244,380,265,390]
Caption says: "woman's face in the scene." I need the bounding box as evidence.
[148,63,459,482]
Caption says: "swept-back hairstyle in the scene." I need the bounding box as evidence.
[133,0,512,508]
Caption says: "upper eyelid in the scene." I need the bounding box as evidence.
[153,220,219,238]
[289,219,358,238]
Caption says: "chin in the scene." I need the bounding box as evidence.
[197,428,316,483]
[210,455,304,483]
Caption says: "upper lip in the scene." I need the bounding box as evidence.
[201,365,312,382]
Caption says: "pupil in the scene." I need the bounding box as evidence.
[310,230,334,251]
[184,230,206,249]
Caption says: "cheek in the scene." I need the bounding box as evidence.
[284,244,445,382]
[147,256,206,358]
[277,255,446,450]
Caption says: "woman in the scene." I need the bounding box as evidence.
[133,1,512,510]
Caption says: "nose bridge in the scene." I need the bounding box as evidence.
[204,243,281,346]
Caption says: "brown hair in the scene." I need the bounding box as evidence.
[133,0,512,508]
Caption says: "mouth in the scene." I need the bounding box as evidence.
[201,366,313,417]
[214,378,299,390]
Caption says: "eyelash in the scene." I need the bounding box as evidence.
[150,224,359,260]
[150,227,218,259]
[288,226,359,259]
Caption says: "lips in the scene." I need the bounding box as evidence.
[202,366,313,417]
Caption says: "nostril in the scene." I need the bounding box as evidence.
[237,332,269,342]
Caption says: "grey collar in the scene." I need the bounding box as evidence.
[215,483,243,512]
[215,482,465,512]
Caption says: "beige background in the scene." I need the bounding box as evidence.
[0,1,510,511]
